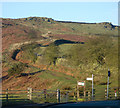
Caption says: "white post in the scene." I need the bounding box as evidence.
[57,89,60,103]
[28,87,32,100]
[92,74,94,100]
[30,88,32,100]
[27,87,30,99]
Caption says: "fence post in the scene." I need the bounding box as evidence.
[105,88,107,99]
[44,89,47,101]
[93,89,95,100]
[84,81,86,99]
[66,91,69,102]
[6,89,8,102]
[77,84,79,99]
[57,89,60,103]
[88,91,90,101]
[27,87,29,99]
[109,88,112,99]
[28,87,32,100]
[74,91,75,99]
[30,88,32,100]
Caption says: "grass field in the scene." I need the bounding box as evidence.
[37,70,77,90]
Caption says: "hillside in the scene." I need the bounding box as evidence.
[2,17,118,91]
[2,17,118,51]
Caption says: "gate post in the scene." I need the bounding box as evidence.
[57,89,60,103]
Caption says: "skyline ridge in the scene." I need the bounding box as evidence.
[2,16,118,26]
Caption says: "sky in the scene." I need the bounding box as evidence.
[1,2,118,25]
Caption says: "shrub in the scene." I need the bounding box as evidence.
[8,62,27,76]
[86,36,113,65]
[67,36,114,67]
[20,43,38,63]
[43,43,59,65]
[21,43,39,51]
[67,44,90,66]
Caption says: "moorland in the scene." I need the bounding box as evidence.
[2,17,118,93]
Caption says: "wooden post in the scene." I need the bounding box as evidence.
[44,89,47,101]
[77,81,79,99]
[109,88,112,99]
[74,89,76,99]
[105,88,107,99]
[93,88,95,100]
[57,89,60,103]
[66,91,69,102]
[27,87,30,99]
[27,87,29,99]
[28,87,32,100]
[84,81,86,99]
[29,88,32,100]
[6,89,8,102]
[88,91,90,100]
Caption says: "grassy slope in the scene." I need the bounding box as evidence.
[3,17,118,37]
[5,39,117,89]
[2,17,118,92]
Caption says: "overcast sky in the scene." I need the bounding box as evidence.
[1,2,118,25]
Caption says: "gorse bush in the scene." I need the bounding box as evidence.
[21,43,39,51]
[21,43,38,63]
[24,48,37,63]
[67,44,89,66]
[8,62,27,76]
[43,43,59,65]
[86,36,114,65]
[66,36,115,67]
